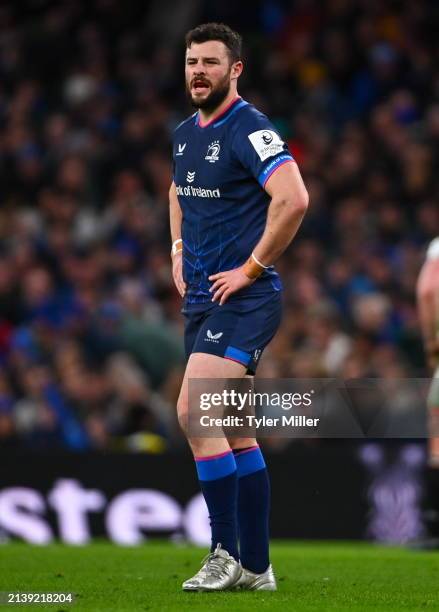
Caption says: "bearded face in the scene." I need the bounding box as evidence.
[187,70,232,112]
[185,41,236,113]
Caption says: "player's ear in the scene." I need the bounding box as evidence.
[231,60,243,80]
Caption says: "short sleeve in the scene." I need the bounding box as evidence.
[232,114,294,188]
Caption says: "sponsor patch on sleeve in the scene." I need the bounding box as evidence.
[248,129,285,161]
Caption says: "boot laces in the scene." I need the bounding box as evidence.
[201,545,230,579]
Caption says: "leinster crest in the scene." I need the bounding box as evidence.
[205,140,221,163]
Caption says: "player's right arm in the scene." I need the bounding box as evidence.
[169,181,186,297]
[417,239,439,371]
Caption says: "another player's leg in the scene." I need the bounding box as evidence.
[428,371,439,466]
[229,434,277,591]
[177,352,246,591]
[426,371,439,543]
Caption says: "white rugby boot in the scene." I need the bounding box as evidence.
[234,563,277,591]
[182,544,241,592]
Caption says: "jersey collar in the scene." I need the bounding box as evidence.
[196,96,242,128]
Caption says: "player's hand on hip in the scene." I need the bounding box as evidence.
[172,252,186,297]
[209,267,255,305]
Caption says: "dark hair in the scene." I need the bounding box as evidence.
[185,23,242,63]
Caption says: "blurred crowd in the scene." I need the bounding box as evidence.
[0,0,437,451]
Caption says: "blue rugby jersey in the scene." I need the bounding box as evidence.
[172,97,294,304]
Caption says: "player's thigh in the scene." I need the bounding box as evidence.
[177,352,247,423]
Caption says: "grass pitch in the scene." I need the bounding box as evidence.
[1,541,439,611]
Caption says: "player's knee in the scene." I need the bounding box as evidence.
[228,437,258,450]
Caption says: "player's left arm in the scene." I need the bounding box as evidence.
[209,161,308,304]
[251,161,309,264]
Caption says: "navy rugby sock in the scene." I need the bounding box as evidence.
[195,450,239,560]
[233,445,270,573]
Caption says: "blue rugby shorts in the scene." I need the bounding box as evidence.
[182,291,282,375]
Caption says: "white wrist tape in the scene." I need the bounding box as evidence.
[251,252,270,269]
[426,237,439,260]
[171,239,183,257]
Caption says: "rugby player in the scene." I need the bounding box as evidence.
[417,237,439,465]
[417,237,439,545]
[169,23,308,591]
